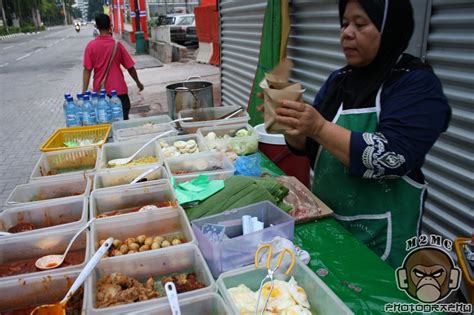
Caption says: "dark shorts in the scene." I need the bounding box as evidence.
[118,94,131,120]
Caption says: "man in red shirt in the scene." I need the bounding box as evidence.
[82,13,144,120]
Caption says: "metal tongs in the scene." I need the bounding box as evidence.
[254,244,296,315]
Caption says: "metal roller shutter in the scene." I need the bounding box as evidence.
[422,0,474,239]
[220,0,267,107]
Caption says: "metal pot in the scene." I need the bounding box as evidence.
[166,76,214,119]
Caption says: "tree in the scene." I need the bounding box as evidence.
[88,0,102,22]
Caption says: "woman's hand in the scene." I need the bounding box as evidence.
[275,100,327,138]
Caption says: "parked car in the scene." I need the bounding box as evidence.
[186,25,197,43]
[162,14,195,45]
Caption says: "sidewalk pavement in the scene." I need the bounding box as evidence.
[120,40,221,117]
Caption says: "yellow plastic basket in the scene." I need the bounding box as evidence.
[454,238,474,304]
[40,124,111,152]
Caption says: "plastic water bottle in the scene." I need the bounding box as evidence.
[91,92,99,118]
[63,96,79,127]
[97,94,110,124]
[82,95,97,125]
[75,93,84,126]
[100,92,113,122]
[100,89,110,101]
[110,90,124,122]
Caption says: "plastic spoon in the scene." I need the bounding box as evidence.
[165,281,181,315]
[107,130,175,167]
[0,231,12,236]
[130,164,164,184]
[31,238,113,315]
[35,218,95,270]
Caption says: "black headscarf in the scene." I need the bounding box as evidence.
[318,0,431,121]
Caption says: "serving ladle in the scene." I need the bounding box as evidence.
[107,129,175,167]
[31,238,113,315]
[35,218,95,270]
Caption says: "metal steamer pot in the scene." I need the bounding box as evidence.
[166,76,214,119]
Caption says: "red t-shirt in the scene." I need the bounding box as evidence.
[83,35,135,95]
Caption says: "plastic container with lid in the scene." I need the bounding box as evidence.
[0,270,86,314]
[134,292,231,315]
[5,174,91,206]
[112,114,175,142]
[99,138,163,170]
[158,133,208,159]
[165,151,235,184]
[198,123,259,156]
[0,227,89,281]
[90,207,196,258]
[217,257,353,314]
[191,201,295,278]
[86,244,216,314]
[178,105,249,134]
[93,163,169,190]
[30,146,100,181]
[89,181,177,220]
[0,195,87,237]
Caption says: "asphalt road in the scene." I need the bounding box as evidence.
[0,25,92,205]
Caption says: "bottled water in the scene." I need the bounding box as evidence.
[110,90,124,122]
[100,92,113,122]
[63,96,79,127]
[91,92,99,118]
[97,94,110,124]
[82,95,97,125]
[100,89,110,101]
[75,93,84,126]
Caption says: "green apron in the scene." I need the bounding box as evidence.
[312,87,425,268]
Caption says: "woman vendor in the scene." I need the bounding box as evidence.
[275,0,451,267]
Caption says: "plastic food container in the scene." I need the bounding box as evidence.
[40,124,111,152]
[198,123,259,156]
[89,181,177,220]
[98,138,163,170]
[191,201,295,278]
[5,175,91,206]
[165,151,235,184]
[86,244,216,314]
[134,292,230,315]
[90,207,196,258]
[0,196,87,237]
[112,114,174,142]
[0,227,89,281]
[30,146,100,181]
[0,270,86,314]
[158,133,209,159]
[217,258,353,315]
[93,164,169,190]
[178,105,250,134]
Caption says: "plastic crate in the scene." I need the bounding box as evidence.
[198,123,259,156]
[454,238,474,304]
[0,227,89,281]
[217,258,353,314]
[134,293,230,315]
[30,147,100,181]
[40,124,111,152]
[0,270,86,314]
[5,175,91,206]
[0,196,87,238]
[86,244,216,314]
[191,201,295,278]
[111,115,174,142]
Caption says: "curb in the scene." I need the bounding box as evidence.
[0,33,28,41]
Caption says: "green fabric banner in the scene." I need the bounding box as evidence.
[247,0,287,126]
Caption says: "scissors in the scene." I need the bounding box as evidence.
[254,243,296,314]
